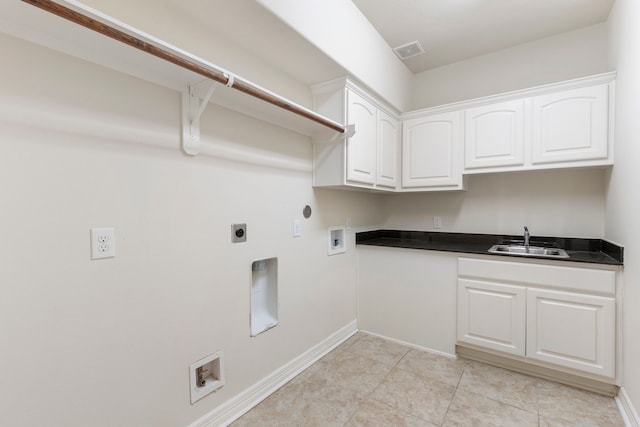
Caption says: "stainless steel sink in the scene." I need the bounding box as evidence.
[488,244,569,259]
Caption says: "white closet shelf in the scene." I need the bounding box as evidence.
[0,0,347,150]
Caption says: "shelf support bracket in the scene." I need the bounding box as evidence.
[181,81,218,156]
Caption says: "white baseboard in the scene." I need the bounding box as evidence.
[358,329,457,359]
[617,387,640,427]
[188,320,358,427]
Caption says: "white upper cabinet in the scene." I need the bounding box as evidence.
[376,109,400,189]
[532,84,610,165]
[345,90,377,184]
[402,111,465,190]
[312,73,614,192]
[312,78,400,191]
[462,73,614,174]
[464,99,526,170]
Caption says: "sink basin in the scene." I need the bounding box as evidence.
[488,244,569,259]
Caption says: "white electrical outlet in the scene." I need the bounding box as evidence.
[433,216,442,229]
[293,219,302,237]
[91,227,115,259]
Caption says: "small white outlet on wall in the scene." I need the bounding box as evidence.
[292,219,302,237]
[90,227,115,259]
[433,216,442,229]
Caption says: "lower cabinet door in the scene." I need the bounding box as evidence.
[526,288,615,378]
[457,279,526,356]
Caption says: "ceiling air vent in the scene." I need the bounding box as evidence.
[393,40,425,60]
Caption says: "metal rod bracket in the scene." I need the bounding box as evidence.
[331,123,355,141]
[182,81,218,155]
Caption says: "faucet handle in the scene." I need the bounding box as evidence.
[524,226,529,233]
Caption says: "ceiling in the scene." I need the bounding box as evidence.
[3,0,614,89]
[352,0,615,74]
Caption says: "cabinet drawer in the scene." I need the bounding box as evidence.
[458,258,615,295]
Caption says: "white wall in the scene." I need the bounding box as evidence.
[412,23,610,109]
[358,247,458,356]
[381,169,606,238]
[0,34,384,426]
[605,0,640,419]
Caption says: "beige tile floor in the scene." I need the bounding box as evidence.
[231,333,625,426]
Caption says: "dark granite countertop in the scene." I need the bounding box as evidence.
[356,230,623,266]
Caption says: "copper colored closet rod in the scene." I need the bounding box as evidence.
[22,0,346,134]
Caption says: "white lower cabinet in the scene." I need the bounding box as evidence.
[457,257,617,380]
[526,287,615,378]
[457,279,526,356]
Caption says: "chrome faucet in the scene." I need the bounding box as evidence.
[524,226,530,249]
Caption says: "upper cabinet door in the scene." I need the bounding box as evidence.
[346,89,377,185]
[532,84,609,165]
[402,111,463,188]
[464,99,526,170]
[376,109,399,189]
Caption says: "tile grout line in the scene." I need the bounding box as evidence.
[534,377,542,427]
[439,359,468,426]
[341,334,411,427]
[347,341,444,426]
